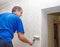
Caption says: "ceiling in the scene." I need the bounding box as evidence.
[0,0,16,6]
[0,0,60,16]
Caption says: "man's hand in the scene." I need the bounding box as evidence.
[28,40,34,46]
[17,32,34,46]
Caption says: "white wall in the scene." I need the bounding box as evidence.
[0,0,41,47]
[0,0,60,47]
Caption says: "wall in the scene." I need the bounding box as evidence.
[0,0,40,47]
[0,0,60,47]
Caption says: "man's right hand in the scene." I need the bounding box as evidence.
[28,40,35,46]
[18,32,34,46]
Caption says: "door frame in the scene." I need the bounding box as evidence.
[41,6,60,47]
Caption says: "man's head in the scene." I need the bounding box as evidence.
[12,6,23,17]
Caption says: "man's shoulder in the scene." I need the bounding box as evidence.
[0,12,11,15]
[1,12,17,17]
[0,12,20,20]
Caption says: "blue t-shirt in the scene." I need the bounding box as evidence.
[0,12,24,42]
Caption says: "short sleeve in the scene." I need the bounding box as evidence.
[16,18,25,34]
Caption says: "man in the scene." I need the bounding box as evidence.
[0,6,34,47]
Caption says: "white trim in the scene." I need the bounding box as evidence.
[41,6,60,47]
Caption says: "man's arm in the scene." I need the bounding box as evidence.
[17,32,34,45]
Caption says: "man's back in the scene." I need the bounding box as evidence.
[0,12,24,42]
[0,6,34,47]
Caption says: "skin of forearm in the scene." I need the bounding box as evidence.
[18,32,30,44]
